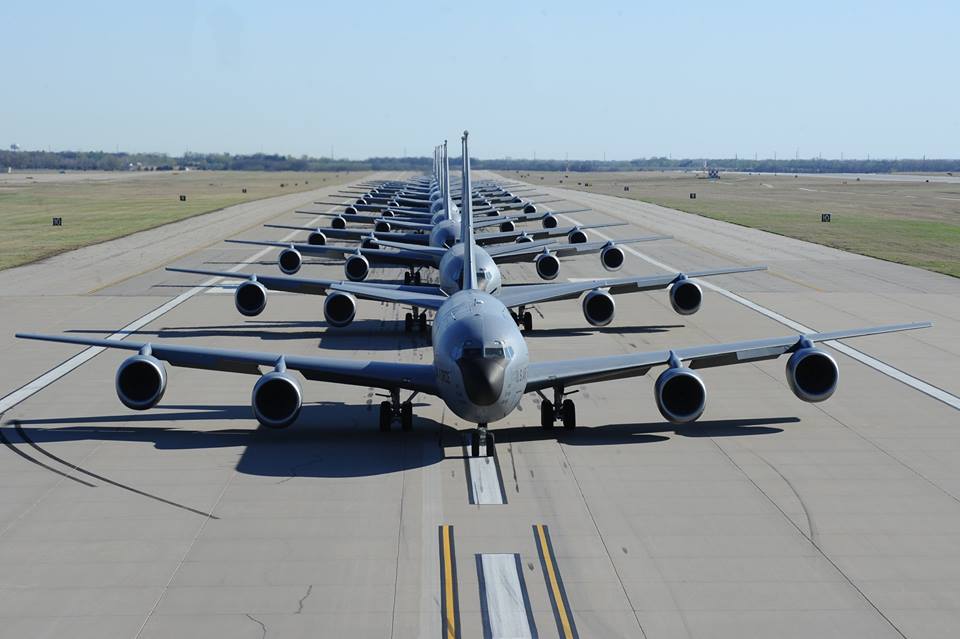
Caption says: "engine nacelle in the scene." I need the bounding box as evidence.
[340,209,356,219]
[535,252,560,280]
[541,214,558,229]
[235,280,267,317]
[278,247,302,275]
[654,367,706,424]
[308,231,327,246]
[374,220,391,233]
[381,209,395,218]
[251,371,302,429]
[523,204,538,214]
[515,233,534,243]
[499,220,516,233]
[116,354,167,410]
[600,244,625,271]
[669,278,702,315]
[355,198,367,206]
[582,289,616,326]
[568,228,588,244]
[324,291,357,327]
[785,347,838,402]
[344,254,370,281]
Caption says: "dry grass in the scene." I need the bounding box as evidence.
[0,171,364,270]
[519,170,960,277]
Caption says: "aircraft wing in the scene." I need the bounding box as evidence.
[15,334,439,394]
[165,268,445,299]
[224,239,440,268]
[496,266,766,308]
[488,235,668,264]
[475,222,627,246]
[525,323,930,392]
[327,282,447,310]
[263,225,430,245]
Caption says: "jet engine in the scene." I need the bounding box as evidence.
[600,244,625,271]
[515,233,534,243]
[523,204,538,214]
[308,231,327,246]
[654,366,706,424]
[116,354,167,410]
[499,220,516,233]
[278,247,302,275]
[355,198,367,206]
[541,214,558,229]
[568,228,588,244]
[344,254,370,281]
[785,347,838,402]
[668,278,702,315]
[340,209,356,219]
[251,371,302,428]
[535,251,560,280]
[374,220,391,233]
[582,289,616,326]
[235,280,267,317]
[381,210,395,218]
[324,291,357,327]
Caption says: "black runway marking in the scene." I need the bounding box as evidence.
[0,422,96,487]
[15,423,219,519]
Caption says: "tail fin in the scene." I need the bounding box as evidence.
[460,131,478,291]
[442,140,453,222]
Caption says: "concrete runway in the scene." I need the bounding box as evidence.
[0,172,957,638]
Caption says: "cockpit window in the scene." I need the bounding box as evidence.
[484,347,504,358]
[461,346,483,360]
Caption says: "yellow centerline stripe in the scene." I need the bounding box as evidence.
[535,524,577,639]
[440,525,460,639]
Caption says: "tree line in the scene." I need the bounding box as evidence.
[2,149,958,174]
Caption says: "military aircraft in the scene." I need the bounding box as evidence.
[18,132,932,457]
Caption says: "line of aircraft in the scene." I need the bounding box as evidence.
[18,132,931,456]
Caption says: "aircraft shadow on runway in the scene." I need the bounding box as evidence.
[525,324,684,338]
[8,402,448,478]
[66,321,430,350]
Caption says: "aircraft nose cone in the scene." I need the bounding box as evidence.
[457,356,506,407]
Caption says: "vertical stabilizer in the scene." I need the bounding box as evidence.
[460,131,478,291]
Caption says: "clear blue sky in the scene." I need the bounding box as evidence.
[2,1,957,160]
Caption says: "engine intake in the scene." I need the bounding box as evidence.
[344,254,370,281]
[278,247,302,275]
[542,214,558,229]
[523,204,538,214]
[374,220,391,233]
[669,279,702,315]
[499,220,516,233]
[116,354,167,410]
[235,280,267,317]
[583,289,616,326]
[324,291,357,327]
[251,371,302,428]
[786,347,838,402]
[308,231,327,246]
[535,252,560,280]
[654,367,706,424]
[568,228,588,244]
[601,244,625,271]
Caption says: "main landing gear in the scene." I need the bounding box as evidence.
[470,423,495,458]
[404,307,429,333]
[511,306,534,332]
[379,389,415,432]
[539,387,577,430]
[403,270,423,285]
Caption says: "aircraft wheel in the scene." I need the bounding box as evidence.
[404,272,412,285]
[414,272,422,285]
[418,314,428,332]
[401,403,413,431]
[540,399,554,429]
[470,430,481,457]
[404,313,413,332]
[379,401,392,432]
[485,431,495,457]
[522,311,533,332]
[562,399,576,429]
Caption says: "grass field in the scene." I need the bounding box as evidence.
[0,170,364,271]
[520,170,960,277]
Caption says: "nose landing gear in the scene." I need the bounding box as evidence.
[470,423,495,457]
[539,387,577,429]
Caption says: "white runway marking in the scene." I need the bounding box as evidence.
[477,553,537,639]
[0,204,340,415]
[561,214,960,411]
[798,187,818,192]
[466,443,506,505]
